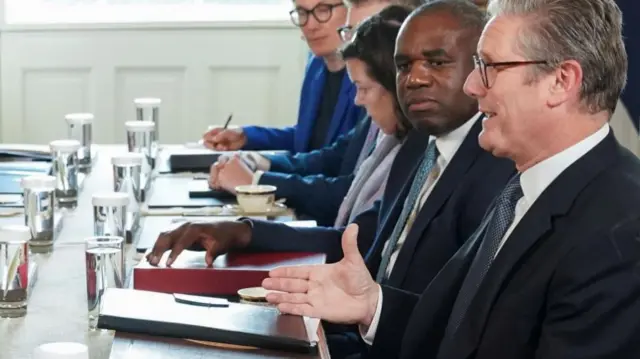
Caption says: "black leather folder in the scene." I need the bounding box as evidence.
[167,148,223,173]
[161,147,290,173]
[98,288,317,354]
[187,180,234,199]
[146,177,233,209]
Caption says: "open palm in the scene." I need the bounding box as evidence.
[263,224,380,326]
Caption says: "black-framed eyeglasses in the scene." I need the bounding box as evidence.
[337,25,354,42]
[473,54,548,88]
[289,3,344,27]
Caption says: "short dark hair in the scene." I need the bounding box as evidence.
[339,5,414,138]
[413,0,486,31]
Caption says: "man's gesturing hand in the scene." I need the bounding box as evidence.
[262,224,380,327]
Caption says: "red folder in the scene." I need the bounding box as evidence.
[133,250,326,296]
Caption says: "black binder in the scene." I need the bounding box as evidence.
[97,288,317,354]
[187,180,234,199]
[146,177,233,209]
[161,147,290,173]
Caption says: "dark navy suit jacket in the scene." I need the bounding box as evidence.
[241,55,365,153]
[371,132,640,359]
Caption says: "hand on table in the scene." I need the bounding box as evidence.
[202,127,246,151]
[208,155,254,193]
[146,221,252,267]
[216,152,270,172]
[262,224,380,327]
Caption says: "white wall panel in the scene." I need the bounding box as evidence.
[207,66,280,129]
[114,67,185,143]
[0,24,308,144]
[22,68,91,144]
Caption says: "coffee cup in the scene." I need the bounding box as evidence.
[234,185,277,213]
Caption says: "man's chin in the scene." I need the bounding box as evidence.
[479,137,511,160]
[410,117,461,137]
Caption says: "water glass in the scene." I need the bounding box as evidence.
[0,225,32,318]
[33,342,89,359]
[134,97,161,160]
[112,153,144,233]
[92,192,129,240]
[85,236,124,330]
[112,152,143,205]
[65,113,94,172]
[49,139,81,207]
[21,175,57,253]
[125,120,155,188]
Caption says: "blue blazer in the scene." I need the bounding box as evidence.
[620,0,639,129]
[241,55,365,153]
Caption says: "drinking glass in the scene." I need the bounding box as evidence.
[85,236,124,330]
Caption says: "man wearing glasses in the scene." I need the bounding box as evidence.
[263,0,640,358]
[338,0,424,43]
[203,0,365,154]
[208,0,425,226]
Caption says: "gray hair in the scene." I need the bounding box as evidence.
[487,0,627,115]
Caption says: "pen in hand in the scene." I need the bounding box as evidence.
[223,113,233,130]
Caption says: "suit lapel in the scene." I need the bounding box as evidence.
[388,118,484,287]
[365,131,429,269]
[377,131,430,236]
[450,132,622,359]
[297,66,326,152]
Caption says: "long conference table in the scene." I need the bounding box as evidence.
[0,145,330,359]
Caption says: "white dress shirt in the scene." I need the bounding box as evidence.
[362,112,482,343]
[362,122,611,344]
[381,113,481,279]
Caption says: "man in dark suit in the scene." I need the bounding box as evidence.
[149,2,518,354]
[260,0,640,358]
[146,0,512,279]
[149,3,515,356]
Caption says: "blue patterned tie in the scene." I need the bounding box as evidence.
[375,140,439,282]
[442,174,523,340]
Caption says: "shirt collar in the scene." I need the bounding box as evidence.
[431,112,483,165]
[520,123,610,205]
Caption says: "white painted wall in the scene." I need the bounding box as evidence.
[0,21,309,145]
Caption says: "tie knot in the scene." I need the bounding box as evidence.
[498,174,523,207]
[425,139,439,159]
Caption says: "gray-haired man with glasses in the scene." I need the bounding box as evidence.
[264,0,640,358]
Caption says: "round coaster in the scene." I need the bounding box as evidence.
[237,287,270,302]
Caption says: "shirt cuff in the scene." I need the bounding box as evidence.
[253,154,271,171]
[243,151,271,171]
[360,286,383,345]
[252,170,264,185]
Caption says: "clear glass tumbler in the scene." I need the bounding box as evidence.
[85,236,125,330]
